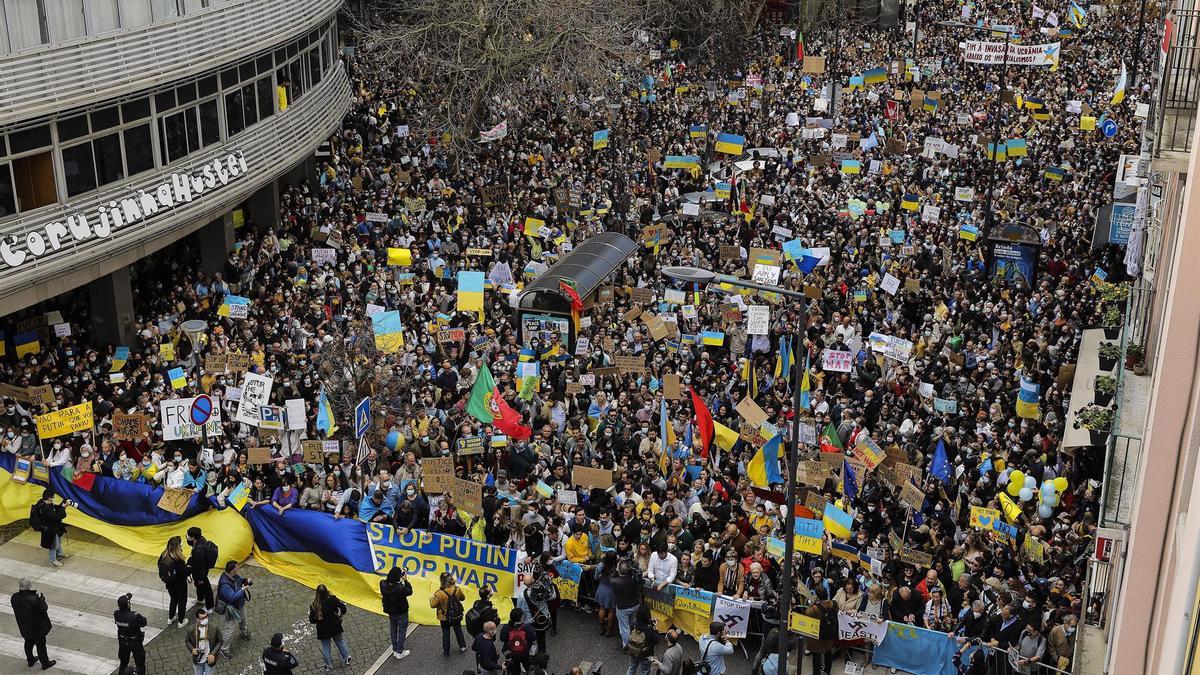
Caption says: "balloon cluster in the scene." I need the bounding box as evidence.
[1005,470,1069,519]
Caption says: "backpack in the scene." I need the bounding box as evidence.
[200,541,219,569]
[28,503,43,533]
[465,601,488,636]
[695,639,713,675]
[680,658,698,675]
[628,627,653,658]
[443,589,464,623]
[506,624,529,656]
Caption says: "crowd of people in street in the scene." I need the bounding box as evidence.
[0,0,1153,671]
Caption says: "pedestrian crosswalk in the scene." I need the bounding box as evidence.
[0,527,191,674]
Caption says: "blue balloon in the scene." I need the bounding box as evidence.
[1019,487,1034,502]
[1041,482,1056,497]
[1038,504,1054,519]
[386,430,401,451]
[1024,475,1037,489]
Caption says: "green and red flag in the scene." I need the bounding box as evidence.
[467,364,532,440]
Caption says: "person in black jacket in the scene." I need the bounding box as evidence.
[113,593,147,675]
[466,586,502,638]
[610,559,642,649]
[262,632,299,674]
[380,567,413,660]
[158,535,190,628]
[954,600,991,642]
[11,578,55,670]
[985,604,1024,650]
[498,608,535,675]
[186,527,216,610]
[309,584,352,669]
[32,489,68,567]
[473,621,502,675]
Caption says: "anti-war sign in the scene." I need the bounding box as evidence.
[961,41,1060,66]
[368,524,517,596]
[159,396,223,441]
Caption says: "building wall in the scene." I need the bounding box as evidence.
[1108,121,1200,673]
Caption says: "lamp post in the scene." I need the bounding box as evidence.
[181,319,208,445]
[661,266,808,675]
[937,21,1013,248]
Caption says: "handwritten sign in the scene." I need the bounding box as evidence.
[450,477,482,515]
[113,412,149,440]
[747,305,770,335]
[822,349,853,372]
[423,457,455,494]
[157,488,193,515]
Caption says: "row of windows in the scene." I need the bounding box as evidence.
[0,21,336,219]
[0,0,228,54]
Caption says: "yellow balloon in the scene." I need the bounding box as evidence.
[1053,477,1068,492]
[1007,481,1022,497]
[1010,470,1025,486]
[995,459,1006,472]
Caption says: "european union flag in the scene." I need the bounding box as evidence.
[930,439,952,483]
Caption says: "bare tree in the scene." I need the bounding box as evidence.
[353,0,650,150]
[311,320,412,432]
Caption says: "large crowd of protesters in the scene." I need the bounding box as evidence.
[0,0,1152,672]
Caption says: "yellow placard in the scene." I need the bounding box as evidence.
[789,612,821,637]
[159,342,175,362]
[794,534,824,555]
[969,505,1003,530]
[35,402,94,439]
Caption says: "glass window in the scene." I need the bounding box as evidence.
[198,99,219,146]
[160,110,187,164]
[8,124,50,153]
[309,48,322,87]
[4,0,48,50]
[121,98,150,123]
[182,0,204,12]
[62,142,96,197]
[183,107,200,153]
[12,151,56,210]
[151,0,179,22]
[220,67,238,90]
[83,0,119,34]
[0,164,16,217]
[290,60,305,100]
[90,106,119,131]
[256,55,271,73]
[123,124,152,175]
[117,0,152,28]
[256,77,273,121]
[176,82,196,105]
[240,82,257,129]
[92,132,123,186]
[224,89,245,136]
[155,90,176,113]
[57,115,89,142]
[239,62,255,81]
[44,0,86,42]
[197,75,217,97]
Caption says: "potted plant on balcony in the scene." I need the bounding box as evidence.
[1125,343,1145,371]
[1074,404,1116,447]
[1101,305,1124,340]
[1098,341,1121,372]
[1097,281,1130,312]
[1094,374,1116,406]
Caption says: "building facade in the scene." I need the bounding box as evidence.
[0,0,351,341]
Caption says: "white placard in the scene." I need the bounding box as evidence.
[285,398,307,430]
[556,489,578,505]
[822,349,854,372]
[785,112,800,126]
[234,372,274,426]
[575,337,591,355]
[919,382,935,398]
[224,386,242,401]
[954,187,975,202]
[682,202,700,216]
[312,248,337,264]
[747,305,770,335]
[798,421,817,445]
[838,612,889,643]
[365,212,388,223]
[921,204,941,223]
[579,374,596,386]
[880,273,901,296]
[664,289,686,304]
[752,264,781,285]
[159,396,224,441]
[365,303,385,316]
[227,303,249,319]
[814,98,829,112]
[761,194,777,207]
[714,595,752,639]
[832,133,848,149]
[53,323,71,337]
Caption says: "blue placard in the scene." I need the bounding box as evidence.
[1108,202,1136,245]
[355,397,371,439]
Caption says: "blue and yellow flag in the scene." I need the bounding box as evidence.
[110,346,129,372]
[701,331,725,346]
[1006,138,1028,157]
[371,310,404,353]
[1017,373,1041,419]
[747,434,784,488]
[316,385,339,437]
[689,124,707,139]
[14,331,40,358]
[168,367,187,390]
[592,129,610,150]
[863,67,887,84]
[799,352,811,409]
[457,271,485,320]
[900,194,919,211]
[714,132,745,155]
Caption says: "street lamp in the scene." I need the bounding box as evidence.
[661,265,808,675]
[181,319,208,445]
[936,20,1013,250]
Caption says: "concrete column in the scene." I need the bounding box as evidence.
[198,213,235,274]
[245,178,280,232]
[87,267,136,347]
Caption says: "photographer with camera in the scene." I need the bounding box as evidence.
[11,578,55,670]
[521,570,554,654]
[381,566,414,660]
[215,560,252,657]
[114,593,147,674]
[185,607,225,675]
[29,488,71,567]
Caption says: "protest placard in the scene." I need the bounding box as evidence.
[423,457,455,494]
[157,488,193,515]
[451,478,483,514]
[572,465,615,489]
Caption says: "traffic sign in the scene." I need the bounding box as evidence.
[189,394,213,426]
[1101,118,1119,138]
[355,397,371,439]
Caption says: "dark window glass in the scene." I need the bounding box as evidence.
[290,60,305,99]
[161,111,188,164]
[154,90,176,113]
[240,62,255,81]
[62,143,97,197]
[225,90,245,136]
[309,49,322,86]
[274,47,286,63]
[241,82,258,128]
[198,75,218,97]
[221,68,239,89]
[256,78,273,120]
[90,106,120,131]
[0,164,16,218]
[176,82,197,105]
[183,108,199,153]
[92,133,124,186]
[9,125,51,154]
[0,137,6,158]
[58,115,90,142]
[121,98,151,123]
[124,125,153,175]
[286,42,297,58]
[199,100,219,146]
[257,55,272,73]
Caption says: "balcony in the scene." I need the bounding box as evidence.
[0,0,343,128]
[1154,8,1200,167]
[0,63,351,310]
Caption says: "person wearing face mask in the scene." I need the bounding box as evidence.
[1046,614,1078,670]
[271,479,299,516]
[186,607,225,674]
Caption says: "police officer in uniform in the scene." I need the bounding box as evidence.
[262,632,299,674]
[114,593,147,674]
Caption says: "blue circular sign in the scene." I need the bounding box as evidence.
[1101,118,1119,138]
[190,394,213,426]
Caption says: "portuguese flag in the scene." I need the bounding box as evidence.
[467,364,532,440]
[818,422,844,454]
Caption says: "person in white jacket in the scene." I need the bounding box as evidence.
[647,544,678,591]
[699,622,734,675]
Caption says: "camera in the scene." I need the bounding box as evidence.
[241,578,253,587]
[63,500,78,509]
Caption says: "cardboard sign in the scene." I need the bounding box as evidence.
[629,287,654,304]
[615,355,646,374]
[720,245,742,261]
[565,382,584,394]
[737,396,769,429]
[113,412,149,440]
[802,56,827,74]
[466,248,493,257]
[247,447,272,465]
[572,465,616,489]
[900,481,925,510]
[663,374,682,400]
[423,457,455,494]
[301,441,326,464]
[205,354,228,374]
[226,352,250,372]
[899,547,934,568]
[450,477,482,515]
[157,488,193,515]
[438,328,466,343]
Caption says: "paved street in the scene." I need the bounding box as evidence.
[0,524,900,674]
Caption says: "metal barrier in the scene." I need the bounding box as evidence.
[1156,8,1200,155]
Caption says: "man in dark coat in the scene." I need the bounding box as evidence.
[11,578,55,670]
[32,489,67,566]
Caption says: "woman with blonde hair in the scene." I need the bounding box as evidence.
[158,536,190,628]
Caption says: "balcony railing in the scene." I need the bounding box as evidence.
[1156,8,1200,155]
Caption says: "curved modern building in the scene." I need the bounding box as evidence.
[0,0,352,342]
